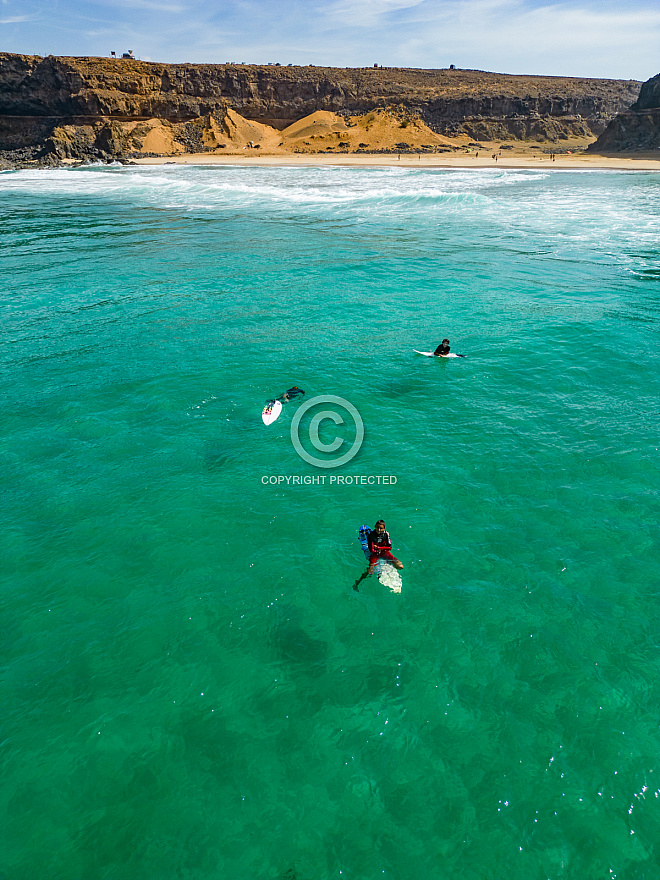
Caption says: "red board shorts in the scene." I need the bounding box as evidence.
[370,550,398,565]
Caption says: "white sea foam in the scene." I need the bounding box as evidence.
[3,166,658,269]
[1,164,548,209]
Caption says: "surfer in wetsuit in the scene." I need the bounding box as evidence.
[277,386,305,402]
[264,386,305,412]
[262,387,305,423]
[353,520,403,591]
[367,520,403,574]
[433,338,465,357]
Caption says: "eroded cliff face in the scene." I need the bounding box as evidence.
[632,73,660,112]
[589,73,660,153]
[0,52,642,161]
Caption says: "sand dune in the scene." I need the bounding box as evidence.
[102,107,658,170]
[280,110,347,140]
[276,108,459,154]
[128,107,465,157]
[217,108,283,151]
[139,119,185,155]
[124,107,465,157]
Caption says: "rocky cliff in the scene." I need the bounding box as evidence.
[0,52,642,162]
[589,73,660,153]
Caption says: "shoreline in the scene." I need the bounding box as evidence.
[132,152,660,171]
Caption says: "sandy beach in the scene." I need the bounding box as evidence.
[134,151,660,171]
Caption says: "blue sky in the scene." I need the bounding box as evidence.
[1,0,658,80]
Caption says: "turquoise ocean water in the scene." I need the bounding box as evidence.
[2,164,660,879]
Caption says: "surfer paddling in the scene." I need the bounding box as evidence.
[353,520,403,590]
[277,386,305,402]
[262,386,305,425]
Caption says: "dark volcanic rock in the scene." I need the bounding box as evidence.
[0,52,642,159]
[589,72,660,152]
[632,73,660,111]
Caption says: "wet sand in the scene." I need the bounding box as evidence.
[135,151,660,171]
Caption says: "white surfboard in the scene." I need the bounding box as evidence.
[262,399,282,425]
[377,562,402,593]
[413,350,462,358]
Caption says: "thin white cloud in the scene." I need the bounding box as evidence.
[0,15,36,22]
[411,0,660,71]
[88,0,186,11]
[133,0,186,10]
[1,0,658,79]
[325,0,425,28]
[325,0,660,37]
[314,0,660,77]
[428,0,660,41]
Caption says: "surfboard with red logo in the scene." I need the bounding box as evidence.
[262,399,282,425]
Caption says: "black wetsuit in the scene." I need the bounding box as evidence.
[278,387,305,401]
[434,344,450,356]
